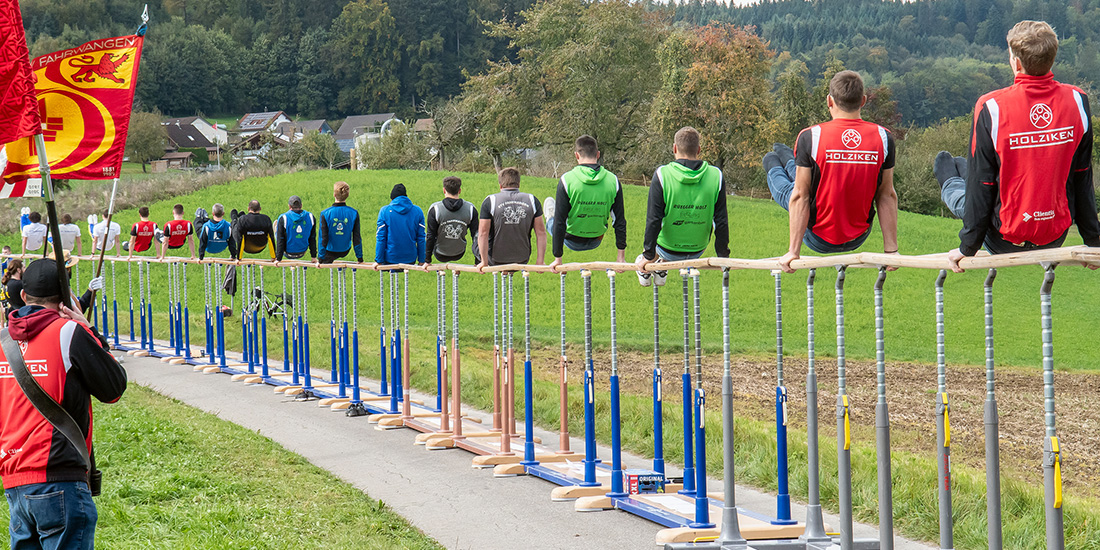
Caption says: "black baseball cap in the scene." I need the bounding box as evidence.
[22,259,65,298]
[288,195,302,208]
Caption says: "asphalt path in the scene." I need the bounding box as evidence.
[123,354,935,550]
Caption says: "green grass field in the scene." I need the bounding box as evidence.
[0,384,440,549]
[10,167,1100,550]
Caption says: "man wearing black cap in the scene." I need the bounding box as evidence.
[0,259,126,548]
[375,184,426,266]
[274,195,317,265]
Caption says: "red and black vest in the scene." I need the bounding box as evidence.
[0,317,92,488]
[163,219,193,248]
[971,73,1089,245]
[795,118,895,245]
[131,220,156,252]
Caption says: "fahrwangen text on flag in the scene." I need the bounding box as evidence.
[1,34,144,197]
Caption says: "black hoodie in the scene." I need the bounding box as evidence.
[425,197,480,263]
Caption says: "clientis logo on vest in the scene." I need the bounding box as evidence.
[1008,103,1074,150]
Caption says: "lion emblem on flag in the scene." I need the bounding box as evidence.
[68,53,130,84]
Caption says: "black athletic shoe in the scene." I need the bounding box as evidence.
[763,152,782,174]
[773,143,795,167]
[954,156,967,179]
[230,208,239,222]
[933,151,958,190]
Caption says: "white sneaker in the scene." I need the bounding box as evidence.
[654,271,667,287]
[635,254,651,287]
[87,214,98,226]
[543,197,555,232]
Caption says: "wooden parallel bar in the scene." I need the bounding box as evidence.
[25,246,1099,273]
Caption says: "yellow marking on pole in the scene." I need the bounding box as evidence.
[1052,436,1063,509]
[842,395,851,450]
[942,392,951,448]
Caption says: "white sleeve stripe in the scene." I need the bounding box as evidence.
[1074,91,1089,131]
[810,125,821,158]
[60,321,77,372]
[987,99,1000,144]
[878,126,889,158]
[488,195,496,216]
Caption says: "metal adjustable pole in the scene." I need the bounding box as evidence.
[875,268,893,549]
[689,268,713,528]
[680,269,695,496]
[580,270,598,487]
[773,270,794,525]
[835,266,853,550]
[984,269,1002,550]
[559,271,571,454]
[652,278,663,474]
[607,270,626,496]
[934,270,952,550]
[801,268,829,545]
[1040,265,1063,550]
[348,267,367,417]
[521,271,537,467]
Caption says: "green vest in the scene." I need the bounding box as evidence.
[561,165,619,238]
[656,161,722,252]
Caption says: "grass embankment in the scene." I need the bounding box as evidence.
[0,385,440,550]
[9,168,1098,549]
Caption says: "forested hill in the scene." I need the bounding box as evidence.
[19,0,1100,127]
[664,0,1100,126]
[19,0,534,119]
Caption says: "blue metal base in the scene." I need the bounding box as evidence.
[613,494,779,529]
[524,460,607,488]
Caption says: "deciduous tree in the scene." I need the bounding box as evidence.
[125,111,168,173]
[328,0,403,114]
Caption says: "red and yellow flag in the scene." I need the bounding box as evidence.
[0,0,40,147]
[1,34,144,196]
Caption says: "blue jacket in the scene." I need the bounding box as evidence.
[375,196,426,265]
[275,209,317,260]
[319,203,362,261]
[198,219,237,259]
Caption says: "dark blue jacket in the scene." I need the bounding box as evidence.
[319,203,362,261]
[375,196,426,265]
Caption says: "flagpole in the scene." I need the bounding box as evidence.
[89,177,119,312]
[35,133,72,310]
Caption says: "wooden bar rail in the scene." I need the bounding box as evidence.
[15,245,1099,273]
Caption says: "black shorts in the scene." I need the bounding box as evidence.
[318,249,350,264]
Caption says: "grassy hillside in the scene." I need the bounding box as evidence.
[30,167,1099,373]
